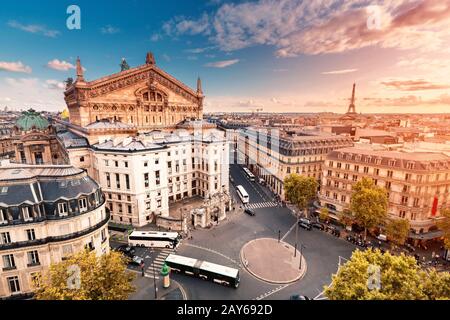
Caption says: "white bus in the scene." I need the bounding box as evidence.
[243,167,256,182]
[128,231,181,249]
[236,185,249,204]
[165,254,240,288]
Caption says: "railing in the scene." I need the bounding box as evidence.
[0,211,110,251]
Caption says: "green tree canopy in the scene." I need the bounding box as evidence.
[34,250,135,300]
[284,174,318,210]
[319,207,330,222]
[437,208,450,249]
[385,218,410,247]
[325,249,450,300]
[350,178,388,239]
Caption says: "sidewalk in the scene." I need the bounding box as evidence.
[128,271,187,300]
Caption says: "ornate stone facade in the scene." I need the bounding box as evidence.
[64,53,204,131]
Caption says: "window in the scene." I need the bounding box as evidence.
[354,165,359,172]
[22,207,33,222]
[118,204,123,213]
[0,232,11,244]
[144,173,149,188]
[104,159,109,166]
[80,156,85,162]
[26,229,36,241]
[106,173,111,188]
[27,250,40,266]
[0,209,7,224]
[144,161,148,167]
[3,254,16,270]
[155,171,160,186]
[115,161,119,167]
[155,159,159,165]
[79,198,88,212]
[125,174,130,190]
[101,229,107,242]
[116,174,121,189]
[364,167,369,174]
[7,276,20,294]
[157,199,162,208]
[62,244,73,258]
[387,170,393,178]
[124,161,128,168]
[58,202,68,216]
[128,205,132,214]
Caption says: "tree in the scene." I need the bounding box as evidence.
[34,250,135,300]
[319,207,330,222]
[338,209,354,229]
[325,248,450,300]
[385,218,410,247]
[350,178,388,240]
[437,208,450,249]
[284,173,318,217]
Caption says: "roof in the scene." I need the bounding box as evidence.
[0,165,100,206]
[57,130,89,148]
[328,147,450,170]
[15,109,49,131]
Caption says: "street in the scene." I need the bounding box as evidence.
[118,164,357,300]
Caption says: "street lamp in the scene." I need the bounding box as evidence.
[299,244,306,270]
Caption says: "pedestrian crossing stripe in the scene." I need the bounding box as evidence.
[244,202,278,209]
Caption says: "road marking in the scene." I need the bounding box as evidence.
[281,222,297,241]
[254,284,290,300]
[184,243,241,267]
[244,202,278,209]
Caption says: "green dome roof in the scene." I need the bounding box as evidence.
[16,109,49,131]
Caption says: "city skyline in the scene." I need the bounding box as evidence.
[0,0,450,114]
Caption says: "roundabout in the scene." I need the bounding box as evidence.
[240,238,307,284]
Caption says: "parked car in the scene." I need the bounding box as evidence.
[405,243,416,253]
[312,222,325,230]
[131,255,144,265]
[299,218,311,225]
[244,208,256,216]
[299,222,312,231]
[116,245,135,257]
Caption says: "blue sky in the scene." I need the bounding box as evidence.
[1,0,450,113]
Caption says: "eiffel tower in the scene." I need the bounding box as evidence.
[346,83,357,114]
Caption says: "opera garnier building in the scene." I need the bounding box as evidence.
[0,164,109,299]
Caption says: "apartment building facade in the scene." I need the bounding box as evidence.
[0,165,109,299]
[319,146,450,241]
[238,127,354,199]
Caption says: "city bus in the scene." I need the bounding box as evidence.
[128,231,181,249]
[242,167,256,182]
[165,254,240,288]
[236,185,249,204]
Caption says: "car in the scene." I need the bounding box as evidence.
[258,178,265,184]
[117,245,135,257]
[312,222,325,230]
[131,255,144,265]
[299,222,312,231]
[244,208,256,216]
[298,218,311,225]
[405,243,416,253]
[289,294,310,300]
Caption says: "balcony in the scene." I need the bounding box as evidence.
[0,211,110,251]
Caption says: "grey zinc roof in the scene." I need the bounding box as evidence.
[85,120,134,129]
[0,165,100,206]
[57,130,89,148]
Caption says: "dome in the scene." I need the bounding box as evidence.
[15,109,49,131]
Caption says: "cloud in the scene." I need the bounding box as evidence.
[159,0,450,57]
[8,20,60,38]
[45,80,66,90]
[1,78,65,111]
[184,47,214,54]
[46,59,75,71]
[363,94,450,107]
[161,54,171,62]
[163,13,210,36]
[0,61,32,73]
[380,79,450,91]
[321,68,358,75]
[101,25,120,34]
[204,59,239,68]
[150,33,161,41]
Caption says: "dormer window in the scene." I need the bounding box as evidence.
[406,162,415,170]
[58,202,68,217]
[78,198,88,213]
[388,159,396,167]
[22,207,33,222]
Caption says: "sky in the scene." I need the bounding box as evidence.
[1,0,450,114]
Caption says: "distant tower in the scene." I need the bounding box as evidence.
[76,57,85,82]
[346,83,357,114]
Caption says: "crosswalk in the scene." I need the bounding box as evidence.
[144,249,173,280]
[244,202,278,209]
